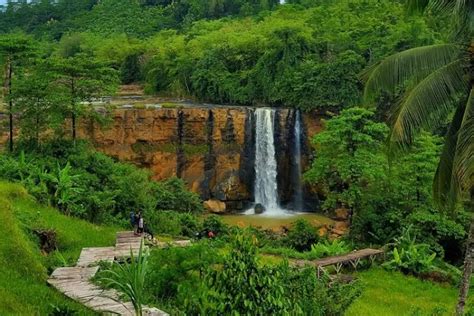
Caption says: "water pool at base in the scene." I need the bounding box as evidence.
[219,213,334,231]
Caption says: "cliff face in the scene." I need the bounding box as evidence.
[1,107,323,211]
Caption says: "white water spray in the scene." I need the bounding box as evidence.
[293,110,304,211]
[253,108,285,215]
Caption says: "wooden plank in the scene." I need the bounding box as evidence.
[47,231,190,316]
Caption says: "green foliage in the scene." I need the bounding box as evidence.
[305,107,388,212]
[146,241,222,302]
[383,226,437,275]
[306,109,467,263]
[100,242,148,316]
[196,232,294,314]
[283,266,361,316]
[154,177,204,213]
[346,267,472,316]
[285,219,319,251]
[141,0,438,108]
[48,53,119,140]
[0,181,117,314]
[121,53,144,84]
[262,238,351,260]
[146,211,202,237]
[0,141,203,223]
[309,239,351,258]
[202,215,229,236]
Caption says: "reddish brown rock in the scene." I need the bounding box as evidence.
[0,107,324,212]
[334,208,350,221]
[203,199,226,214]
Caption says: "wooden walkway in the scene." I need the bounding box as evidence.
[291,248,384,277]
[48,232,191,315]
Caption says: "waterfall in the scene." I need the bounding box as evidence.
[254,108,284,215]
[293,110,304,210]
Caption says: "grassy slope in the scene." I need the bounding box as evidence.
[347,268,473,316]
[0,182,120,315]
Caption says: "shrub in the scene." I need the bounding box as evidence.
[179,213,202,238]
[202,215,228,237]
[146,241,221,301]
[193,232,293,315]
[309,239,351,258]
[147,211,183,237]
[283,266,361,315]
[285,219,319,251]
[0,140,203,224]
[383,226,436,275]
[153,178,204,214]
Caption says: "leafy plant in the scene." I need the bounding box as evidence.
[310,239,351,258]
[51,162,83,215]
[202,215,228,237]
[100,242,148,316]
[196,232,294,315]
[384,226,437,275]
[285,219,319,251]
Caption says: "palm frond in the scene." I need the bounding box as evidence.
[434,102,465,208]
[406,0,430,12]
[453,87,474,196]
[389,59,468,146]
[362,44,460,101]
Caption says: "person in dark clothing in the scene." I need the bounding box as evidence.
[130,211,136,229]
[144,222,154,240]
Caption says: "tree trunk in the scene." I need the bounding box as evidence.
[71,79,76,145]
[7,60,14,152]
[72,111,76,142]
[457,215,474,315]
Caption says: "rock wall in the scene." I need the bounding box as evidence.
[1,106,323,211]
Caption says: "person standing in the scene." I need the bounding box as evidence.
[130,210,136,230]
[138,212,144,235]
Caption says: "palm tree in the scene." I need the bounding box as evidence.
[363,1,473,314]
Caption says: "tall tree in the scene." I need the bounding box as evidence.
[50,54,118,142]
[13,61,62,147]
[0,33,34,152]
[363,1,473,314]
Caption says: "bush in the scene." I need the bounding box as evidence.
[147,211,183,237]
[179,213,202,238]
[0,140,203,224]
[146,241,221,301]
[153,178,204,214]
[283,266,361,316]
[182,231,360,315]
[383,226,437,275]
[285,219,319,251]
[309,239,351,258]
[191,232,293,315]
[202,215,228,237]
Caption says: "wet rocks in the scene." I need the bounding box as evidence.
[254,203,265,214]
[204,199,226,214]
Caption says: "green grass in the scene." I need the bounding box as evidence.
[0,181,121,315]
[161,102,179,108]
[346,267,472,316]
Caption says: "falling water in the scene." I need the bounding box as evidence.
[293,110,304,211]
[254,108,284,215]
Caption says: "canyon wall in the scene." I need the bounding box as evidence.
[0,107,323,211]
[79,107,322,211]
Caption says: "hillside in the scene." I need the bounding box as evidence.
[0,181,119,315]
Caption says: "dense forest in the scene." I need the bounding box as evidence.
[0,0,448,109]
[0,0,472,315]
